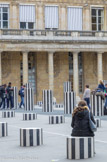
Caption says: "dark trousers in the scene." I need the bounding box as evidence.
[0,98,6,108]
[7,96,13,108]
[84,98,90,109]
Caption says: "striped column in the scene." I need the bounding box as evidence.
[95,118,101,128]
[49,115,65,124]
[37,101,43,107]
[20,128,43,147]
[64,81,72,92]
[26,83,32,89]
[67,137,94,160]
[2,111,15,118]
[23,113,37,120]
[64,92,76,114]
[42,90,53,112]
[0,122,8,137]
[91,94,104,116]
[24,88,34,111]
[13,87,18,109]
[55,104,64,108]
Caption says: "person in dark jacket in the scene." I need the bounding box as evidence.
[0,84,7,109]
[7,82,14,109]
[71,100,95,137]
[19,85,25,108]
[97,80,105,92]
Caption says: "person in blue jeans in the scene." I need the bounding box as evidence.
[7,82,14,109]
[83,85,91,109]
[19,85,25,108]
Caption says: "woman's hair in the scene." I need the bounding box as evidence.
[86,85,89,88]
[78,100,87,107]
[99,80,104,85]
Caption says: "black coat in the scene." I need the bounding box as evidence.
[71,108,95,137]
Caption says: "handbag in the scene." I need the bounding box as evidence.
[89,112,97,132]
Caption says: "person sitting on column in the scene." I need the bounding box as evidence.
[97,80,105,92]
[83,85,91,109]
[71,100,95,137]
[19,85,25,108]
[7,82,14,109]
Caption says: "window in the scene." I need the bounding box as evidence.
[67,7,83,30]
[0,5,9,29]
[19,5,35,29]
[45,6,59,29]
[92,8,104,31]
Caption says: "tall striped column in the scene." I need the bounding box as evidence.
[24,88,34,111]
[64,81,72,92]
[13,87,18,109]
[20,128,43,147]
[26,83,32,89]
[67,137,94,159]
[64,92,76,114]
[91,94,104,116]
[42,90,53,112]
[0,122,8,137]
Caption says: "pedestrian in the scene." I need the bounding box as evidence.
[104,84,107,115]
[7,82,14,109]
[97,80,105,92]
[71,100,95,137]
[1,84,7,109]
[19,85,25,108]
[83,85,91,109]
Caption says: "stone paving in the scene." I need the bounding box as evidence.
[0,107,107,162]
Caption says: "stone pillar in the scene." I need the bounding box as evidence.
[97,52,103,82]
[23,52,28,85]
[36,4,44,29]
[60,5,67,30]
[48,52,54,91]
[83,7,91,31]
[0,52,2,85]
[73,52,79,95]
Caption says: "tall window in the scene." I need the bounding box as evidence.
[45,6,59,29]
[67,7,83,30]
[19,5,35,29]
[0,4,9,29]
[92,8,104,31]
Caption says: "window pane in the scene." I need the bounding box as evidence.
[92,24,97,30]
[92,17,96,23]
[98,24,101,31]
[3,21,8,28]
[28,22,34,29]
[3,7,8,12]
[0,21,1,28]
[92,9,96,16]
[20,22,26,29]
[0,13,1,20]
[98,10,103,17]
[3,13,8,20]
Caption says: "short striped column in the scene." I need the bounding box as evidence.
[91,94,104,116]
[0,122,8,137]
[67,137,94,160]
[64,81,72,92]
[95,118,101,128]
[64,92,76,114]
[55,104,64,108]
[13,86,18,109]
[23,113,37,121]
[49,115,65,124]
[24,88,34,111]
[42,90,53,112]
[20,128,43,147]
[37,101,43,107]
[2,111,15,118]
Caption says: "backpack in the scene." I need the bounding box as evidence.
[18,90,21,96]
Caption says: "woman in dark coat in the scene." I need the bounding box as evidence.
[71,100,95,137]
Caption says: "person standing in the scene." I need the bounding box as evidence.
[104,84,107,115]
[97,80,105,92]
[7,82,14,109]
[19,85,25,108]
[83,85,91,109]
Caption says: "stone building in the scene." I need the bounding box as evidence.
[0,0,107,103]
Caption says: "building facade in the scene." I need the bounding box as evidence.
[0,0,107,103]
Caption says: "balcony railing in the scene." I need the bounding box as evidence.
[0,29,107,37]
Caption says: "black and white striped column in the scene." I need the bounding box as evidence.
[55,104,64,108]
[23,113,37,120]
[26,83,32,89]
[24,88,34,111]
[42,90,53,112]
[20,128,43,147]
[67,137,94,160]
[2,111,15,118]
[0,122,8,137]
[49,115,65,124]
[13,87,18,109]
[64,81,72,92]
[91,94,104,116]
[64,92,76,114]
[95,118,101,128]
